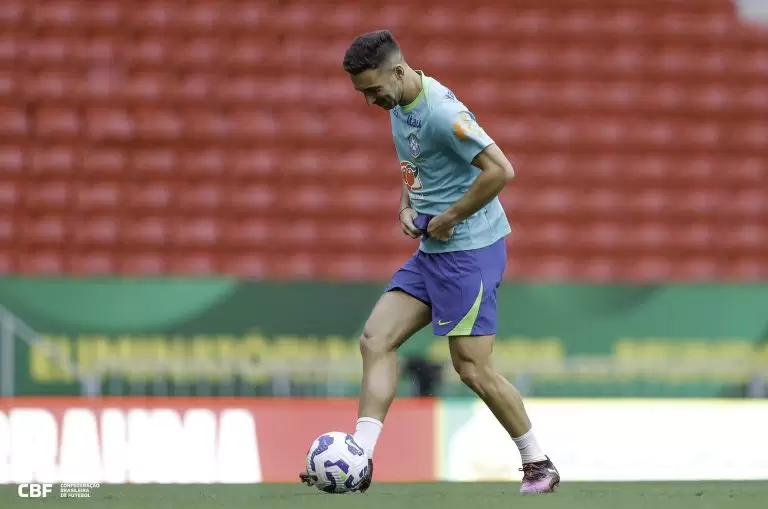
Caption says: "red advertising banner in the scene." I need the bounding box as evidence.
[0,398,436,483]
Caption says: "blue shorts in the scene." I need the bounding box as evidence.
[385,238,507,337]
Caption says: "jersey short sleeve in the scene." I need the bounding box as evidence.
[430,101,495,166]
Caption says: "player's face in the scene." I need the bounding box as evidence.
[350,66,404,110]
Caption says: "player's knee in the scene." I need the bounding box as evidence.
[359,327,398,357]
[454,361,494,395]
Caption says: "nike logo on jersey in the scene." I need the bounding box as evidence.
[438,320,452,326]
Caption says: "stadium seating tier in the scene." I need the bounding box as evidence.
[1,0,766,280]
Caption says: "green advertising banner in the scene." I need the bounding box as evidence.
[0,278,766,397]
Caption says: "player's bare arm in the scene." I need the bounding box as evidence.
[399,180,421,239]
[427,144,515,241]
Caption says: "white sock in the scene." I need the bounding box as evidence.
[353,417,383,458]
[512,428,547,464]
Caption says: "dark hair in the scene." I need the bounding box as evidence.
[343,30,400,75]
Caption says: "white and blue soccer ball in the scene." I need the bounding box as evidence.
[305,431,369,494]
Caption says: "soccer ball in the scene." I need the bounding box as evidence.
[305,431,369,494]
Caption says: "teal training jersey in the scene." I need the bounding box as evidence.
[391,72,512,253]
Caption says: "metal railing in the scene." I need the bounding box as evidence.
[0,304,101,397]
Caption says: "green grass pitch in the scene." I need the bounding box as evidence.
[2,482,767,509]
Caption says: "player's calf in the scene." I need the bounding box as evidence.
[449,336,559,493]
[356,290,429,426]
[357,327,399,422]
[354,291,431,461]
[450,337,532,438]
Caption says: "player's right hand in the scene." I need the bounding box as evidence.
[399,207,422,239]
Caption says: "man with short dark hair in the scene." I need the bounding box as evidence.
[301,29,560,494]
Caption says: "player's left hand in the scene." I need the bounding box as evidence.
[427,213,457,242]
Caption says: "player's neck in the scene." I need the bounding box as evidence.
[398,69,423,107]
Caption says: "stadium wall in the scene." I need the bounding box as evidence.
[1,398,767,484]
[1,278,767,397]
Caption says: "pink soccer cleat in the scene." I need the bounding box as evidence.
[519,456,560,494]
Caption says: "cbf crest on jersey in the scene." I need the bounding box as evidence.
[407,133,421,159]
[400,161,423,191]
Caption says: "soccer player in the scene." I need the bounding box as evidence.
[300,30,560,494]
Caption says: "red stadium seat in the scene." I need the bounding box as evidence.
[176,183,224,212]
[17,251,64,274]
[227,183,277,213]
[131,148,177,177]
[119,252,167,275]
[21,216,68,246]
[220,253,269,279]
[133,107,183,140]
[169,252,218,275]
[121,71,173,103]
[180,148,226,177]
[173,216,221,248]
[0,214,14,244]
[268,253,319,280]
[75,182,122,212]
[72,215,120,247]
[0,69,18,98]
[0,106,26,138]
[175,72,216,103]
[125,183,172,211]
[84,107,133,141]
[35,106,81,138]
[223,218,273,248]
[228,149,276,177]
[124,35,171,68]
[722,257,768,280]
[0,181,18,209]
[123,215,170,248]
[23,180,70,211]
[0,249,12,273]
[82,148,126,177]
[69,251,116,275]
[0,145,22,175]
[26,70,79,101]
[0,0,24,27]
[29,146,77,175]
